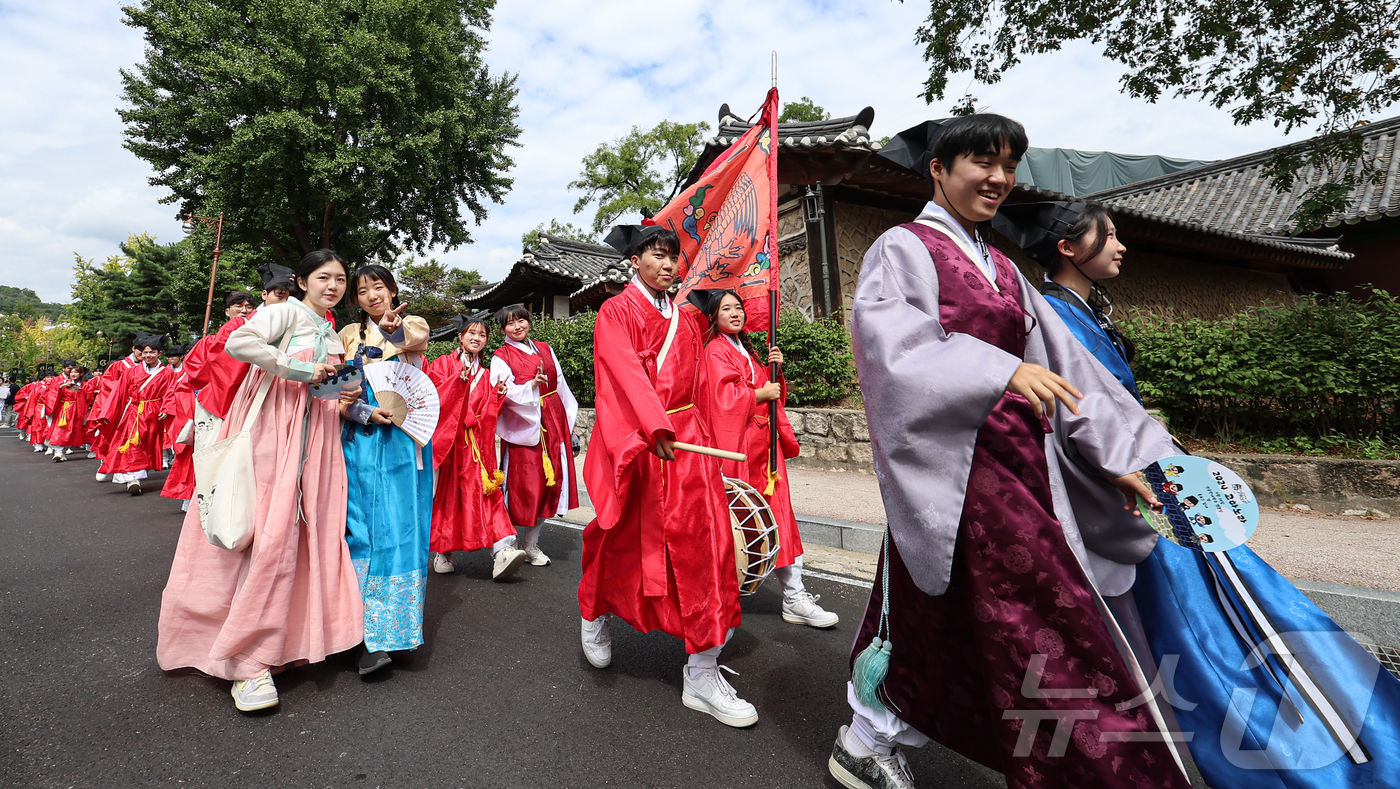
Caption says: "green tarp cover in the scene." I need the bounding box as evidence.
[1016,147,1213,197]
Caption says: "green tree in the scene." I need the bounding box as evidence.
[391,257,486,331]
[910,0,1400,230]
[521,219,597,250]
[0,287,65,321]
[119,0,522,266]
[569,120,711,234]
[779,97,830,123]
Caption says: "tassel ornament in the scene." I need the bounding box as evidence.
[851,528,895,712]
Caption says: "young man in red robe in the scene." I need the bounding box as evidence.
[158,344,196,508]
[578,224,753,728]
[95,334,178,495]
[91,340,143,482]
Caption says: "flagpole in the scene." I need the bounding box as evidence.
[768,54,780,488]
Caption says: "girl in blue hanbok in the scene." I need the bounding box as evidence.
[339,265,434,676]
[997,200,1400,789]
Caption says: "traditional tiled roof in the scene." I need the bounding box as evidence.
[462,234,623,308]
[1086,115,1400,234]
[570,259,634,302]
[1011,184,1351,269]
[684,106,880,188]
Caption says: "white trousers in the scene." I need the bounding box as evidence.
[846,682,930,755]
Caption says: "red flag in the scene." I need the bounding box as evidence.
[648,88,779,331]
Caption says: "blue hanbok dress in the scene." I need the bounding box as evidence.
[1041,282,1400,788]
[340,318,434,653]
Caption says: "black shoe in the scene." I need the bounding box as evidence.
[357,649,392,676]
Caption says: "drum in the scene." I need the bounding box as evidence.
[724,477,780,596]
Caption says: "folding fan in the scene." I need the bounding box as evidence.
[361,361,441,446]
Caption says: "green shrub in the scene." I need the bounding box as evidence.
[759,308,857,407]
[1124,288,1400,441]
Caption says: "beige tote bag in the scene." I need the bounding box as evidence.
[193,331,290,551]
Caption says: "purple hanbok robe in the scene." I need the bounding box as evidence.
[850,207,1187,788]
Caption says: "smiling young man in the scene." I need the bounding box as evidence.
[827,115,1187,789]
[579,224,753,728]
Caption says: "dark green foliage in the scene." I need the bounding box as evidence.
[1126,289,1400,442]
[779,97,830,123]
[394,258,486,332]
[521,220,597,250]
[569,120,711,234]
[0,287,65,321]
[766,309,857,407]
[118,0,521,265]
[911,0,1400,229]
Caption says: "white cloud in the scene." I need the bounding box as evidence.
[0,0,1343,303]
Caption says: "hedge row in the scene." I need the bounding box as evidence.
[424,308,857,408]
[1124,289,1400,441]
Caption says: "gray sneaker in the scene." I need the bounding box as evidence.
[231,671,279,712]
[828,726,916,789]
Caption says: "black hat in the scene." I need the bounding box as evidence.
[450,311,492,332]
[877,119,954,176]
[684,288,730,315]
[257,264,296,291]
[990,201,1087,267]
[60,359,77,367]
[165,343,191,357]
[133,332,166,350]
[603,224,667,258]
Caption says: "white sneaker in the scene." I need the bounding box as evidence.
[431,552,455,574]
[829,725,916,789]
[53,454,65,463]
[682,664,758,727]
[127,481,142,496]
[492,547,526,581]
[86,451,97,459]
[782,591,840,628]
[524,544,551,566]
[32,445,42,452]
[95,472,111,483]
[230,671,279,712]
[581,615,612,668]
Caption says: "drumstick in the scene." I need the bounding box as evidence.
[672,441,746,463]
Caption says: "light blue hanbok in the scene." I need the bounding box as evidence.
[1042,282,1400,788]
[340,318,434,653]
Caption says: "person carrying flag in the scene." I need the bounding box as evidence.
[578,224,753,728]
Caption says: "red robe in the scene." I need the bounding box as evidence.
[91,356,140,461]
[97,364,178,474]
[493,340,578,525]
[46,379,94,447]
[578,283,741,654]
[426,351,514,552]
[699,336,804,568]
[184,317,251,420]
[26,375,62,445]
[159,371,196,500]
[13,381,38,434]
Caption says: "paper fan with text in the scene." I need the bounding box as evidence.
[362,361,440,446]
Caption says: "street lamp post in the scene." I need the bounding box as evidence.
[182,212,225,337]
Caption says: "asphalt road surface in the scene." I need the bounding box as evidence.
[0,427,1010,789]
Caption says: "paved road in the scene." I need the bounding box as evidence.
[0,427,1011,789]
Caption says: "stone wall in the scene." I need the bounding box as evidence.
[777,201,814,320]
[832,202,920,324]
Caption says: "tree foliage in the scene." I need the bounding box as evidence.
[118,0,521,265]
[779,97,830,123]
[569,120,711,234]
[910,0,1400,229]
[0,315,103,380]
[0,287,65,321]
[391,257,486,332]
[521,219,597,250]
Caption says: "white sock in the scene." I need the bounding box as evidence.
[490,535,517,558]
[775,556,806,603]
[518,524,542,549]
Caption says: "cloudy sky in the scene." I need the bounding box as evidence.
[1,0,1328,303]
